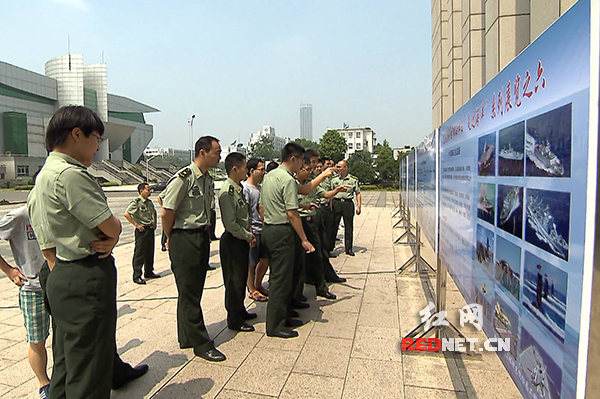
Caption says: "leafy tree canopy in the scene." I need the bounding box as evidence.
[248,136,279,161]
[319,130,347,162]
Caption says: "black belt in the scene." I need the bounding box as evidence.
[173,226,208,232]
[264,223,290,226]
[58,253,103,264]
[334,198,352,202]
[301,215,314,222]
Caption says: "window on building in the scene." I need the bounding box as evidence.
[356,132,361,138]
[340,132,345,137]
[356,143,361,149]
[348,132,353,138]
[348,143,353,149]
[16,165,29,177]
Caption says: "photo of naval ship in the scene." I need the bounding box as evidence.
[497,185,523,239]
[499,121,525,176]
[478,132,496,176]
[519,326,563,399]
[476,224,495,273]
[477,183,495,225]
[525,188,570,261]
[525,103,572,178]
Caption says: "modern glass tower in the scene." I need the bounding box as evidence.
[300,103,313,141]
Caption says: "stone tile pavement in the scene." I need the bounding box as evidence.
[0,191,522,398]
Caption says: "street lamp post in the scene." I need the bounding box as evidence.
[188,114,196,163]
[146,155,157,183]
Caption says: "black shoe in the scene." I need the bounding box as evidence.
[267,329,299,338]
[230,323,255,332]
[243,312,258,320]
[301,295,308,302]
[329,252,338,258]
[210,235,220,241]
[286,318,304,327]
[207,265,217,271]
[345,250,355,256]
[317,291,337,300]
[161,245,167,252]
[112,364,149,389]
[288,309,300,318]
[326,276,347,283]
[194,347,226,362]
[292,302,310,309]
[144,272,161,279]
[133,277,146,285]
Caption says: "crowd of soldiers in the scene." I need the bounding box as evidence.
[0,105,362,398]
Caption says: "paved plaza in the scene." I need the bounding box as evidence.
[0,191,521,398]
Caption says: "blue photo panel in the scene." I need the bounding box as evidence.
[522,251,568,343]
[497,185,524,239]
[477,183,495,225]
[499,121,525,176]
[495,236,522,303]
[525,188,570,261]
[476,224,495,274]
[478,132,496,176]
[494,291,520,360]
[525,103,572,178]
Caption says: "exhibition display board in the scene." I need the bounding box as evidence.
[416,130,438,252]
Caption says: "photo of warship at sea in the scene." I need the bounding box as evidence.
[525,188,570,261]
[494,293,520,360]
[525,103,572,178]
[522,251,568,343]
[477,183,495,225]
[478,132,496,176]
[519,325,563,399]
[499,121,525,176]
[471,263,495,330]
[495,236,521,302]
[476,224,495,273]
[497,185,524,239]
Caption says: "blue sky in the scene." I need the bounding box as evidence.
[3,0,432,149]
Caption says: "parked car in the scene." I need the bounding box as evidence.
[151,181,168,192]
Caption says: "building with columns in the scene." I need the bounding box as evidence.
[431,0,578,128]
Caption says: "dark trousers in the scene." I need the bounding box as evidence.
[219,231,250,328]
[302,217,328,294]
[45,255,117,399]
[132,227,155,279]
[263,224,300,334]
[169,228,213,352]
[161,230,167,248]
[317,206,340,281]
[39,263,140,395]
[332,199,355,252]
[209,210,218,239]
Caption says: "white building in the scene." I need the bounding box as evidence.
[335,126,377,159]
[300,104,313,140]
[249,126,289,153]
[393,146,412,160]
[143,147,191,160]
[220,142,247,161]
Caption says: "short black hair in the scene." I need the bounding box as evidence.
[266,161,279,173]
[137,183,149,193]
[246,157,264,176]
[281,142,305,162]
[45,106,104,151]
[317,158,324,164]
[195,136,219,158]
[302,157,312,166]
[305,149,319,160]
[225,152,246,175]
[322,156,331,162]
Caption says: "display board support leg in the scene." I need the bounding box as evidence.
[394,207,416,245]
[393,196,407,228]
[397,223,435,275]
[402,256,480,359]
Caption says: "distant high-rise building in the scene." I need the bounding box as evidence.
[300,104,313,140]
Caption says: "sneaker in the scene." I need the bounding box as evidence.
[39,384,50,399]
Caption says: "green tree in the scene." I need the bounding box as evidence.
[249,136,279,160]
[319,130,347,162]
[348,150,376,183]
[373,140,399,183]
[293,138,319,151]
